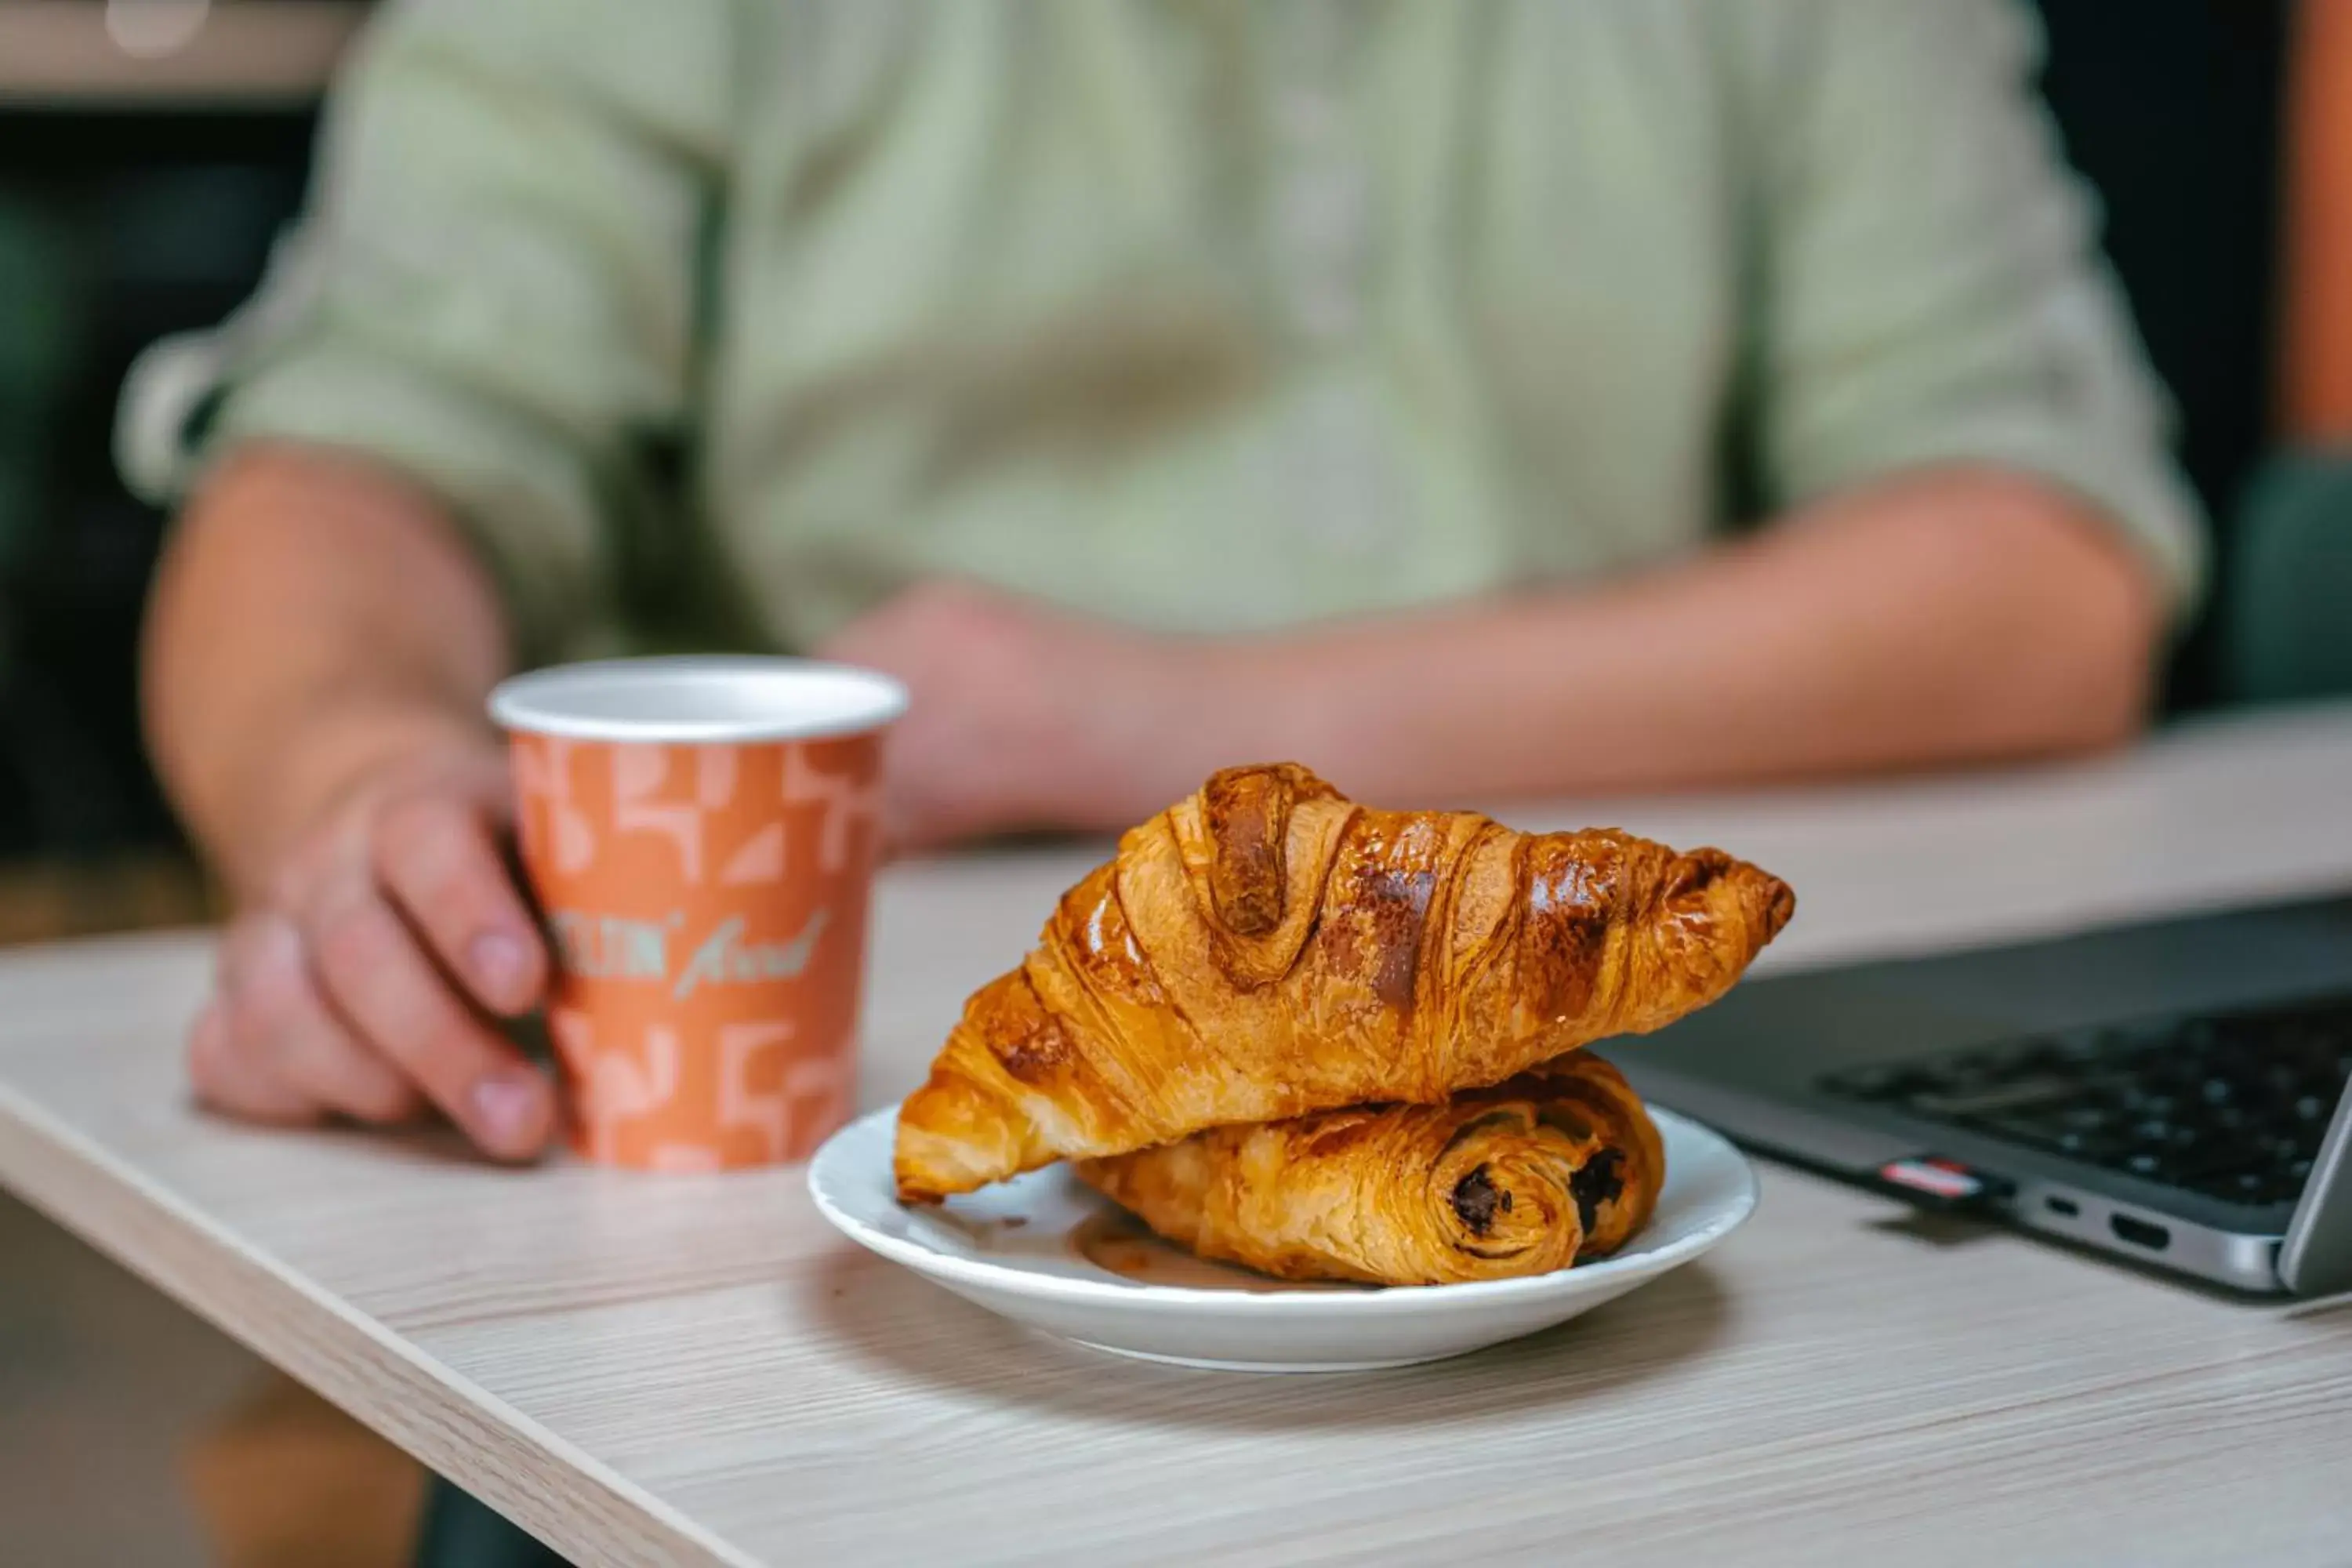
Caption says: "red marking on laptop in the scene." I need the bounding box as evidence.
[1878,1157,1986,1201]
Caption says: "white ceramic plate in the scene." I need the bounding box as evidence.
[809,1103,1758,1372]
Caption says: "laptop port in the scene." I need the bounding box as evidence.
[2110,1214,2171,1251]
[2045,1196,2080,1218]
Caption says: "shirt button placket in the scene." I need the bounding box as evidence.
[1266,0,1393,562]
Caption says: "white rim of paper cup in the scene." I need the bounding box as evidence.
[487,656,909,744]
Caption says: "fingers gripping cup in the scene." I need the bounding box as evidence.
[490,659,906,1171]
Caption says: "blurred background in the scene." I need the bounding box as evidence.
[0,0,358,944]
[0,0,2343,1563]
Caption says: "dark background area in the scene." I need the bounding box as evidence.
[0,111,308,862]
[2034,0,2292,710]
[0,0,2299,869]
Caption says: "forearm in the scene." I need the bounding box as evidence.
[143,442,516,898]
[1220,468,2163,802]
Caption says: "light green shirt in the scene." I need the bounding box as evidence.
[119,0,2204,661]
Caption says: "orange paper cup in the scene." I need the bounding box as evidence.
[489,658,906,1171]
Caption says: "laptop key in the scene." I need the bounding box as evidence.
[2230,1171,2274,1201]
[1821,1063,1936,1101]
[2192,1167,2288,1206]
[1965,1113,2075,1153]
[2149,1137,2263,1183]
[2262,1062,2307,1098]
[1910,1078,2079,1119]
[2056,1129,2129,1160]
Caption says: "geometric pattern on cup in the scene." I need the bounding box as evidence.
[719,822,789,885]
[783,746,880,873]
[717,1018,794,1161]
[515,735,599,875]
[614,745,705,884]
[782,1049,851,1156]
[563,1013,682,1167]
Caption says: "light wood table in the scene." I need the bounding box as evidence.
[5,703,2352,1567]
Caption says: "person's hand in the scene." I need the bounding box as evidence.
[187,725,557,1160]
[818,579,1236,851]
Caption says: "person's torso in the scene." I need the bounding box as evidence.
[694,0,1752,646]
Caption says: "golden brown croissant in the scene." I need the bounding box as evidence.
[1076,1053,1666,1285]
[894,763,1791,1202]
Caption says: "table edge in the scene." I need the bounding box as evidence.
[0,1077,753,1568]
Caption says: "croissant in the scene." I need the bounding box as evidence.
[1076,1053,1664,1286]
[894,763,1791,1203]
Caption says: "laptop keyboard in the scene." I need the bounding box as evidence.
[1817,993,2352,1207]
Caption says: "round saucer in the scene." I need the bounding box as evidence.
[809,1102,1756,1372]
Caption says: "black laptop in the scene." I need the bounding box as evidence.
[1619,895,2352,1295]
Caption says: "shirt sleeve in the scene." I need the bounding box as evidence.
[1740,0,2209,621]
[114,0,730,660]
